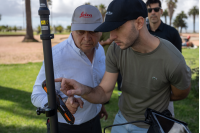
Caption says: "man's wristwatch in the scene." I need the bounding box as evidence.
[62,97,68,104]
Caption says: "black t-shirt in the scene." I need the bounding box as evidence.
[147,21,182,53]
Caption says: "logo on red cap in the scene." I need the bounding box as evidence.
[80,12,92,18]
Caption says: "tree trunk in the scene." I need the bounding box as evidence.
[102,14,105,22]
[168,9,174,26]
[164,16,167,24]
[193,15,195,33]
[22,0,38,42]
[167,1,174,26]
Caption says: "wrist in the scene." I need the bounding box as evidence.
[82,86,92,98]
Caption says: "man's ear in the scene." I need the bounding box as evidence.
[136,17,145,30]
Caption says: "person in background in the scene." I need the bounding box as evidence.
[31,5,107,133]
[182,35,196,48]
[146,0,182,53]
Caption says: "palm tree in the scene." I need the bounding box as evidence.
[166,0,178,26]
[179,11,188,19]
[188,6,199,33]
[179,11,187,33]
[22,0,38,42]
[98,4,106,22]
[173,16,181,32]
[0,14,1,21]
[162,9,168,24]
[173,11,187,33]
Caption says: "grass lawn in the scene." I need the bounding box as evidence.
[0,32,25,35]
[0,48,199,133]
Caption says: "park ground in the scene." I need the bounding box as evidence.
[0,33,199,64]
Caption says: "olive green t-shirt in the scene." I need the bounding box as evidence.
[106,37,191,128]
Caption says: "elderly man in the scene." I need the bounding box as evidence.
[31,5,107,133]
[56,0,191,133]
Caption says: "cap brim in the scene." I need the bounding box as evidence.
[71,23,102,32]
[94,21,127,32]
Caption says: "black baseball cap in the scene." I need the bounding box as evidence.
[94,0,148,32]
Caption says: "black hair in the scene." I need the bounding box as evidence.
[146,0,162,8]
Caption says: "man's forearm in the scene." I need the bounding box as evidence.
[82,85,110,104]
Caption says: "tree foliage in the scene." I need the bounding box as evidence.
[85,2,91,5]
[56,25,64,33]
[37,25,41,34]
[173,11,187,33]
[66,25,71,32]
[162,9,168,24]
[98,4,107,22]
[188,6,199,33]
[13,26,17,32]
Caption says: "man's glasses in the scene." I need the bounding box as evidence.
[147,7,160,13]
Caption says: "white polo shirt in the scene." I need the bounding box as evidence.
[31,33,105,125]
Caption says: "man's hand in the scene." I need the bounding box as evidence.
[99,104,108,120]
[55,72,118,104]
[64,97,84,114]
[55,78,91,97]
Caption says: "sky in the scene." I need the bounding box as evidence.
[0,0,199,33]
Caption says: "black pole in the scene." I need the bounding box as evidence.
[38,0,58,133]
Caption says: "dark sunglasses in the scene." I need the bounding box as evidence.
[147,7,160,13]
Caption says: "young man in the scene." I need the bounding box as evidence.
[56,0,191,132]
[146,0,182,53]
[31,5,107,133]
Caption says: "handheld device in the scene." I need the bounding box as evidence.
[104,108,192,133]
[42,80,75,125]
[145,108,191,133]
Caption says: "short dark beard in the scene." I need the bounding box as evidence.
[129,22,139,48]
[120,22,140,50]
